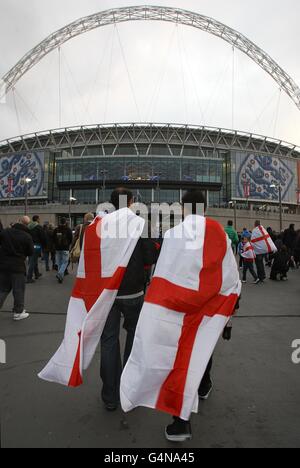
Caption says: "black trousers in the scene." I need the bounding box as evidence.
[243,262,258,281]
[255,254,266,281]
[0,272,26,315]
[100,295,144,405]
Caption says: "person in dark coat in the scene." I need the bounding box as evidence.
[270,245,290,281]
[283,224,297,255]
[43,223,56,271]
[27,215,47,283]
[0,222,34,320]
[53,217,73,283]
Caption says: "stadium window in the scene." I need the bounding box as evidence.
[170,145,182,156]
[115,145,137,156]
[104,145,116,155]
[150,145,171,156]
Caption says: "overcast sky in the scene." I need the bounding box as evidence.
[0,0,300,146]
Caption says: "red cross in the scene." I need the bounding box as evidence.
[251,226,273,253]
[145,219,239,417]
[68,217,126,386]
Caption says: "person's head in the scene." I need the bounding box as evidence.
[242,237,249,244]
[289,224,295,231]
[32,215,40,224]
[181,190,207,217]
[255,220,261,228]
[19,215,30,226]
[227,220,233,227]
[84,212,95,224]
[110,188,134,210]
[59,217,67,226]
[281,244,288,252]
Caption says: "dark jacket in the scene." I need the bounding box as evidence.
[283,228,297,251]
[117,238,158,297]
[0,224,34,274]
[53,225,73,251]
[28,222,47,248]
[272,249,290,273]
[43,227,55,253]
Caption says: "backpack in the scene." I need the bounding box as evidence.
[70,225,83,264]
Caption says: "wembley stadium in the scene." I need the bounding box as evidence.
[1,6,300,230]
[0,122,300,230]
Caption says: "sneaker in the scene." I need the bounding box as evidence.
[253,279,260,284]
[165,417,192,442]
[13,310,30,321]
[242,280,247,283]
[198,379,213,400]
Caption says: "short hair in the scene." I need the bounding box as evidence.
[59,217,67,226]
[182,190,207,215]
[84,212,95,223]
[32,215,40,222]
[227,220,233,227]
[255,220,261,227]
[110,188,133,210]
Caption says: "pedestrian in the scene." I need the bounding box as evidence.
[225,220,239,251]
[43,223,56,271]
[120,190,241,442]
[0,220,4,232]
[53,217,73,283]
[0,219,34,321]
[100,188,158,412]
[251,220,277,283]
[27,215,47,283]
[241,237,260,284]
[270,245,290,281]
[70,212,95,264]
[294,230,300,268]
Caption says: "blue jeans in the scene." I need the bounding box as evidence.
[100,295,144,406]
[27,246,41,280]
[56,251,69,279]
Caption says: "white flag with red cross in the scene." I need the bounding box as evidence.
[251,225,277,255]
[120,215,241,422]
[39,208,145,387]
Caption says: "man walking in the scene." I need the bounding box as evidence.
[251,220,277,283]
[121,190,241,442]
[100,188,157,411]
[0,219,34,321]
[53,217,73,283]
[225,220,239,251]
[27,215,46,283]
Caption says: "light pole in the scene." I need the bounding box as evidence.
[100,170,108,202]
[229,200,237,231]
[69,197,77,228]
[271,184,283,232]
[24,177,32,215]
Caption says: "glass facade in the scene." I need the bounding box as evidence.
[56,156,223,185]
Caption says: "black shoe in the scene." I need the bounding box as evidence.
[26,279,35,284]
[165,417,192,442]
[105,403,118,412]
[35,273,42,279]
[56,274,63,284]
[198,379,213,400]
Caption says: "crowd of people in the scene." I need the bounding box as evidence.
[225,220,300,284]
[0,191,299,443]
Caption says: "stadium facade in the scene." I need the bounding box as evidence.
[0,123,300,227]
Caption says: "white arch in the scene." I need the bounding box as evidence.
[1,5,300,111]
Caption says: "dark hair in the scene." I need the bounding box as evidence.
[255,220,261,227]
[227,220,233,227]
[182,190,207,215]
[59,217,67,226]
[110,188,133,210]
[32,215,40,222]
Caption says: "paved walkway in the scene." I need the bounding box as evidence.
[0,263,300,448]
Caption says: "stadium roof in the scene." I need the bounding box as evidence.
[0,123,300,159]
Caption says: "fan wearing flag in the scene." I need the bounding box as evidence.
[251,220,277,283]
[241,236,260,284]
[120,190,242,442]
[38,193,146,388]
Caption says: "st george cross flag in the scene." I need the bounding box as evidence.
[120,215,241,421]
[241,242,256,261]
[39,208,145,387]
[251,225,277,255]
